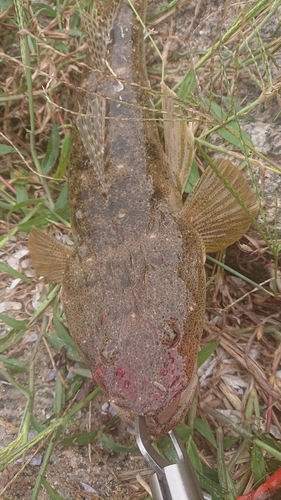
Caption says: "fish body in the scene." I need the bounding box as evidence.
[29,0,259,435]
[65,0,204,433]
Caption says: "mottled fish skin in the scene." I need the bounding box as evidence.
[63,0,205,434]
[28,0,259,435]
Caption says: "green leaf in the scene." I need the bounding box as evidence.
[65,375,85,401]
[205,99,225,121]
[158,424,193,464]
[251,442,267,488]
[222,96,254,121]
[0,329,26,353]
[8,198,44,216]
[254,437,281,462]
[157,434,180,463]
[44,332,84,364]
[175,423,193,442]
[41,124,60,174]
[0,205,42,248]
[184,158,200,194]
[187,439,203,473]
[54,132,72,178]
[0,262,31,283]
[19,206,68,231]
[30,415,45,433]
[176,68,197,101]
[194,418,217,449]
[52,306,84,362]
[266,458,281,473]
[60,431,96,447]
[54,369,65,414]
[147,0,185,23]
[32,3,56,18]
[217,120,254,152]
[254,433,281,453]
[51,203,69,224]
[19,214,52,232]
[44,331,65,352]
[0,313,27,330]
[0,368,30,397]
[0,355,26,373]
[0,144,16,154]
[68,29,83,36]
[203,98,254,152]
[196,470,225,500]
[198,340,220,368]
[223,436,240,450]
[54,41,67,54]
[202,465,219,483]
[14,183,28,205]
[54,184,68,211]
[99,433,139,454]
[67,366,91,378]
[41,478,64,500]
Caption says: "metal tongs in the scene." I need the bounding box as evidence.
[135,415,212,500]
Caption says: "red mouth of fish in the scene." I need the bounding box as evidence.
[110,371,198,436]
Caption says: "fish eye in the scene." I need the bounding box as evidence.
[162,320,181,347]
[100,338,118,365]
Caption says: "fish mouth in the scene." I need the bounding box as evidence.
[111,372,198,436]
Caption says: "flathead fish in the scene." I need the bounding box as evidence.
[29,0,259,435]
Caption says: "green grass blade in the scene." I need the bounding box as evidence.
[0,262,31,283]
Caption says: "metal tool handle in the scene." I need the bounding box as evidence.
[149,462,210,500]
[135,416,212,500]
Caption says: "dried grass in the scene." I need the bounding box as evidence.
[0,0,281,499]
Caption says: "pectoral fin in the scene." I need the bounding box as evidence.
[28,227,72,284]
[161,82,194,195]
[180,158,259,253]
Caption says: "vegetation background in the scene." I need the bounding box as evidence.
[0,0,281,498]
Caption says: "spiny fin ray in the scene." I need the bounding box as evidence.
[28,227,72,284]
[77,99,106,186]
[77,6,120,188]
[181,158,259,253]
[161,82,194,195]
[82,5,118,74]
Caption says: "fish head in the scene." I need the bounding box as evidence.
[91,312,199,435]
[109,361,198,436]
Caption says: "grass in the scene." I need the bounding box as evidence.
[0,0,281,498]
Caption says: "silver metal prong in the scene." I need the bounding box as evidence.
[135,415,212,500]
[135,415,168,477]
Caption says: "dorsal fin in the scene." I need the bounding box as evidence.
[82,4,118,74]
[76,4,120,188]
[161,82,194,195]
[77,98,106,186]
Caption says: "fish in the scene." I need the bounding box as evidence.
[28,0,259,435]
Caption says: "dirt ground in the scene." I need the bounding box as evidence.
[1,0,281,499]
